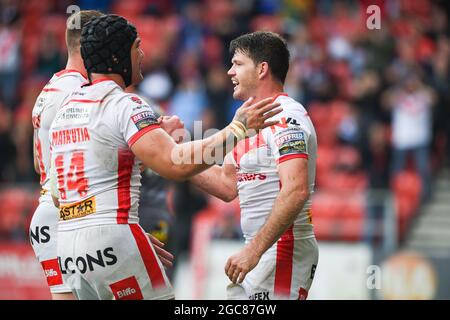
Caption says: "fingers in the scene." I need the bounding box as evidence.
[241,96,255,108]
[154,245,174,262]
[260,120,280,129]
[258,102,281,115]
[250,97,276,109]
[159,255,173,269]
[227,265,248,284]
[225,258,231,272]
[237,270,248,284]
[262,107,283,121]
[225,258,249,284]
[146,233,164,247]
[231,268,241,284]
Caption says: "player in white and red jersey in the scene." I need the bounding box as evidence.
[30,10,102,300]
[50,15,281,300]
[190,31,319,300]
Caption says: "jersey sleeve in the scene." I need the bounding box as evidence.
[262,118,310,165]
[116,94,161,148]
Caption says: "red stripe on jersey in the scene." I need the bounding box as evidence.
[117,149,134,224]
[81,77,114,86]
[90,78,114,85]
[55,69,87,79]
[42,87,61,92]
[277,153,308,165]
[62,99,104,107]
[274,225,294,297]
[40,258,64,287]
[127,124,161,148]
[272,92,288,102]
[129,224,166,289]
[35,138,46,185]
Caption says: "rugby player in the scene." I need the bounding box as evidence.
[190,31,319,300]
[49,15,281,300]
[30,10,102,300]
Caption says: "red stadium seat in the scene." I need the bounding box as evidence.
[0,189,29,234]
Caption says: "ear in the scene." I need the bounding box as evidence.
[258,62,269,80]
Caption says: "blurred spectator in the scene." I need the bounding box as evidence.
[383,71,437,202]
[0,0,448,246]
[0,102,16,182]
[33,30,64,79]
[212,210,242,240]
[0,3,21,109]
[168,52,209,132]
[171,181,208,269]
[205,65,231,129]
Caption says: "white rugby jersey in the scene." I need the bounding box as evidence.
[232,94,317,242]
[49,78,161,231]
[32,69,87,195]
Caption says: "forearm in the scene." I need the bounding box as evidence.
[248,188,308,257]
[190,165,237,202]
[170,125,239,179]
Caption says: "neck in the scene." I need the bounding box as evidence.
[65,54,87,78]
[249,82,285,103]
[90,73,126,89]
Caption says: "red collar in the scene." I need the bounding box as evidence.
[81,77,115,87]
[272,93,288,102]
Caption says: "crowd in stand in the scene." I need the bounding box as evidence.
[0,0,449,245]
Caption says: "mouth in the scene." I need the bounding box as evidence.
[231,79,239,91]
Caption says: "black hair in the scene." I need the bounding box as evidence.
[229,31,290,84]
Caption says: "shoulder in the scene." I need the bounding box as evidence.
[111,92,160,124]
[266,95,310,130]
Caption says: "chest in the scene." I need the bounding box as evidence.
[233,133,275,173]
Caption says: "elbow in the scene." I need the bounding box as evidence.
[52,195,60,208]
[164,166,192,182]
[221,191,237,203]
[299,189,310,202]
[289,188,309,208]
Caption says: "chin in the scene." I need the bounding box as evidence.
[233,90,247,101]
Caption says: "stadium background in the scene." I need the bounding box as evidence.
[0,0,449,299]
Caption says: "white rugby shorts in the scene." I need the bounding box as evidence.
[227,236,318,300]
[57,223,174,300]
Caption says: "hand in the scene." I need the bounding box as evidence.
[159,115,185,143]
[225,245,261,284]
[146,232,174,269]
[233,97,282,134]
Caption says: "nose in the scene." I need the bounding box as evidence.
[227,66,235,77]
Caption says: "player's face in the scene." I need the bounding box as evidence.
[131,37,144,86]
[227,50,258,101]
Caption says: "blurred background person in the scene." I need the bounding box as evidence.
[0,0,449,300]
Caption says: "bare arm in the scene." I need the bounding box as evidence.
[131,126,234,181]
[225,158,310,283]
[189,153,237,202]
[131,97,281,181]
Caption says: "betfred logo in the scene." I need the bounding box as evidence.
[110,276,143,300]
[41,258,63,287]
